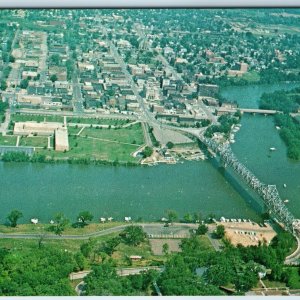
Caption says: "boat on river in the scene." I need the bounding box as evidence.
[270,147,276,151]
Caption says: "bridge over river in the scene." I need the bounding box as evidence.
[186,128,300,236]
[217,107,278,115]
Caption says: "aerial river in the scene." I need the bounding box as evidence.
[0,83,299,223]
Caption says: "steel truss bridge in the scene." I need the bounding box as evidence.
[199,135,300,235]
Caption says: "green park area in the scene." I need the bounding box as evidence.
[0,134,17,146]
[67,116,128,126]
[36,123,145,163]
[11,114,64,123]
[19,136,49,148]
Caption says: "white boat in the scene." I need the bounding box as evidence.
[270,147,276,151]
[276,126,281,130]
[283,184,287,188]
[284,199,289,203]
[31,218,38,224]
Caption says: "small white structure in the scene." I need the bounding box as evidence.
[31,218,38,224]
[108,217,113,222]
[125,217,132,222]
[161,217,168,222]
[50,220,55,224]
[100,217,106,223]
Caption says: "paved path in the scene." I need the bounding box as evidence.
[285,235,300,265]
[0,222,197,240]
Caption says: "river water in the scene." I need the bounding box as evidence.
[0,83,300,223]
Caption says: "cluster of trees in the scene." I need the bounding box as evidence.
[0,247,80,296]
[260,88,300,113]
[0,101,8,121]
[157,231,297,295]
[204,114,240,138]
[274,114,300,160]
[83,261,158,296]
[0,151,139,167]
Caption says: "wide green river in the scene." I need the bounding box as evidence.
[0,83,299,223]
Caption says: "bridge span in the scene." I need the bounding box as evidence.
[170,125,300,236]
[217,107,278,115]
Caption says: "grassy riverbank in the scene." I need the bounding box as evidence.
[0,221,126,235]
[1,121,145,165]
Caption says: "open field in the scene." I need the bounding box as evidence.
[11,114,64,123]
[37,135,140,162]
[19,136,48,148]
[150,239,182,255]
[0,233,119,253]
[0,222,125,235]
[81,123,144,145]
[0,134,17,146]
[11,123,146,162]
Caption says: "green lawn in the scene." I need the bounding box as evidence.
[198,235,215,251]
[11,114,64,123]
[241,71,261,83]
[36,135,140,162]
[0,134,17,146]
[19,136,48,148]
[82,123,144,145]
[0,233,120,253]
[263,280,287,289]
[67,117,128,126]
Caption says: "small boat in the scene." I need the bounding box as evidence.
[276,126,281,130]
[283,184,287,188]
[270,147,276,151]
[284,199,289,203]
[31,218,38,224]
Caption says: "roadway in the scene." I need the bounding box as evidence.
[72,68,84,114]
[13,108,137,120]
[0,222,198,240]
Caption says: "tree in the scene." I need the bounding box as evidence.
[20,79,29,89]
[77,211,93,226]
[50,54,60,65]
[162,243,169,255]
[167,210,178,224]
[49,212,69,236]
[0,80,7,91]
[50,74,58,82]
[142,146,153,158]
[98,237,121,256]
[215,225,225,239]
[9,55,15,63]
[183,213,193,223]
[196,224,208,235]
[166,141,174,149]
[80,238,97,259]
[7,210,23,227]
[119,225,146,246]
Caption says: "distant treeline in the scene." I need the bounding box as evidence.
[1,152,139,167]
[274,114,300,160]
[259,87,300,113]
